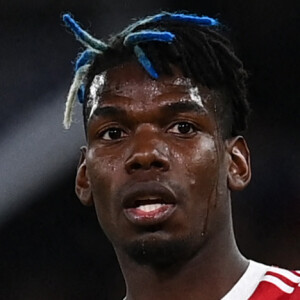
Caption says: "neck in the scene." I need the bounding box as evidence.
[117,222,248,300]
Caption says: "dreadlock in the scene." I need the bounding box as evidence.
[63,12,250,138]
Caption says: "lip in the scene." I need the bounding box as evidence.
[122,181,177,226]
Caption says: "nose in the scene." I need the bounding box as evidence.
[125,128,170,174]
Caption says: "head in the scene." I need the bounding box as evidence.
[64,12,251,267]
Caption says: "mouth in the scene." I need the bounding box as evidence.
[122,182,177,226]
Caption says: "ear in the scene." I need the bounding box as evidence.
[226,136,251,191]
[75,146,93,206]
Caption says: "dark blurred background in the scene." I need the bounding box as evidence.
[0,0,299,299]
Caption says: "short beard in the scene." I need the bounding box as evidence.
[124,235,202,269]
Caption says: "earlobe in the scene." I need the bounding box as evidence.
[226,136,251,191]
[75,146,94,206]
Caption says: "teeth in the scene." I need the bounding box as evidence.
[136,203,164,212]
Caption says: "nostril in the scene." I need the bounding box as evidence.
[131,162,142,170]
[126,159,168,173]
[125,150,170,174]
[151,161,164,169]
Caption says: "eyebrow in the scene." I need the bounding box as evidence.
[88,100,207,122]
[89,106,128,120]
[161,101,208,115]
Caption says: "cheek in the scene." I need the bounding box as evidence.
[85,149,126,238]
[86,148,124,209]
[173,136,218,185]
[87,147,123,177]
[186,137,229,215]
[191,137,217,163]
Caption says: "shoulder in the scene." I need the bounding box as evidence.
[250,265,300,299]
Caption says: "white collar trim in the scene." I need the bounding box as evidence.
[221,260,269,300]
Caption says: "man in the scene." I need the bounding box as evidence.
[63,12,300,299]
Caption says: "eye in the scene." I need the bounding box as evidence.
[168,122,197,135]
[100,127,127,141]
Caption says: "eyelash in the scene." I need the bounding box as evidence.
[99,127,128,141]
[167,121,197,135]
[97,121,198,141]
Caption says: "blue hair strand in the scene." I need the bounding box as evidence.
[75,49,98,71]
[63,13,108,51]
[133,45,158,79]
[122,12,219,35]
[152,13,219,26]
[77,85,85,104]
[124,30,175,46]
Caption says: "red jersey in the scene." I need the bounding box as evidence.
[222,261,300,300]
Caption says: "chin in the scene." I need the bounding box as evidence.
[123,233,202,268]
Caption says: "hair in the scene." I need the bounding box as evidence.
[63,12,250,138]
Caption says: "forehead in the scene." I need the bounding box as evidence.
[86,61,216,118]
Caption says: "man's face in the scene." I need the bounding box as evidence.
[78,61,232,265]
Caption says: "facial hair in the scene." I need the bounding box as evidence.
[123,230,206,269]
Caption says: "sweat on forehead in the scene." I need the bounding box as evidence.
[84,61,208,123]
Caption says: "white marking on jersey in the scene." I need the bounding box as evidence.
[262,275,294,294]
[269,267,300,283]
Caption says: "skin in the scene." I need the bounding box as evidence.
[76,61,252,300]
